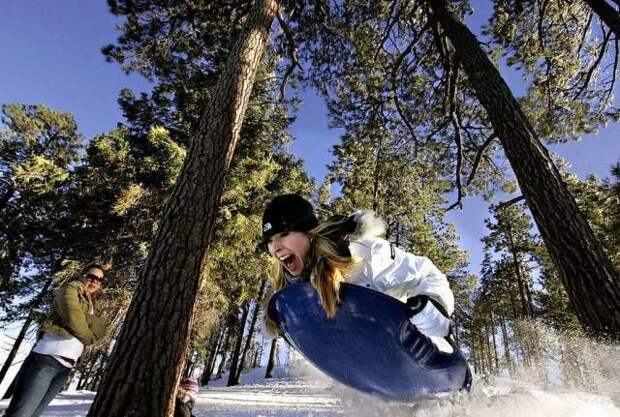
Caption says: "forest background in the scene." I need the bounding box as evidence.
[0,0,619,416]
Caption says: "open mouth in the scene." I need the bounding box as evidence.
[279,254,296,271]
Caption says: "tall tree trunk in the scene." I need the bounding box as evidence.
[76,368,88,391]
[87,1,279,416]
[0,319,33,388]
[499,315,513,375]
[484,323,493,373]
[207,326,227,385]
[187,358,198,378]
[199,353,211,386]
[215,321,235,381]
[183,351,196,378]
[76,351,99,390]
[507,281,519,319]
[0,277,54,386]
[470,337,477,374]
[506,225,531,317]
[427,0,620,338]
[372,135,383,212]
[235,306,259,381]
[86,356,108,392]
[478,333,487,373]
[215,351,228,380]
[582,0,620,39]
[264,338,278,378]
[200,326,224,386]
[516,323,531,367]
[252,347,262,368]
[489,312,500,371]
[227,305,250,386]
[235,279,267,382]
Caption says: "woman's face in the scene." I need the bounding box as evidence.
[82,267,104,296]
[267,231,311,277]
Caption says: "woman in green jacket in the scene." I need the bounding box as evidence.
[4,263,107,417]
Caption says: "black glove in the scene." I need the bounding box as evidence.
[405,295,429,317]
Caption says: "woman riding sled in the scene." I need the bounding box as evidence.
[261,193,455,353]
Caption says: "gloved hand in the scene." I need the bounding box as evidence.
[407,295,454,340]
[405,294,430,317]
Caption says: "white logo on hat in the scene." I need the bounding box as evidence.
[263,223,272,233]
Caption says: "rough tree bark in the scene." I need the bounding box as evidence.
[264,338,278,378]
[215,322,235,380]
[499,314,513,375]
[215,351,228,380]
[234,279,268,383]
[199,326,224,386]
[75,352,98,391]
[86,1,279,416]
[226,304,250,386]
[505,222,532,317]
[489,312,500,371]
[427,0,620,338]
[252,347,262,368]
[183,350,197,379]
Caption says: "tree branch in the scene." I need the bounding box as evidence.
[577,11,594,58]
[373,0,401,60]
[276,10,303,102]
[446,54,464,212]
[573,25,612,98]
[495,195,525,211]
[388,20,432,154]
[391,20,431,79]
[466,133,498,186]
[606,37,619,103]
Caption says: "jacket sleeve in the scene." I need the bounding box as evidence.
[351,237,454,335]
[87,314,108,341]
[54,283,97,346]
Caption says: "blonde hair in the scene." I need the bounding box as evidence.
[269,216,355,318]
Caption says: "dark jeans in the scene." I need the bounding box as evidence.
[4,352,71,417]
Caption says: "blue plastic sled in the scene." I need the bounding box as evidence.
[267,282,471,399]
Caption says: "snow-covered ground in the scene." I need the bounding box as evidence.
[2,358,620,417]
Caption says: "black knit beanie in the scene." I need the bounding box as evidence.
[261,194,318,247]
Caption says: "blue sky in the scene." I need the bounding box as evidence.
[1,1,618,275]
[1,1,151,139]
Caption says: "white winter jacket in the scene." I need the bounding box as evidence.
[347,236,453,338]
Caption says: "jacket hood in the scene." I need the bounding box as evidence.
[349,210,386,241]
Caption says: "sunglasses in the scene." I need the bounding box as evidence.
[84,273,105,284]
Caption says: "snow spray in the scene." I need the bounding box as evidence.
[287,320,620,417]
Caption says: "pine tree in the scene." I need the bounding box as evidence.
[565,165,620,268]
[488,0,620,141]
[292,0,619,336]
[87,1,279,415]
[426,0,620,337]
[0,104,83,307]
[324,127,467,273]
[482,202,538,317]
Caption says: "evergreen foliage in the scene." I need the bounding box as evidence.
[0,104,83,312]
[488,0,620,141]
